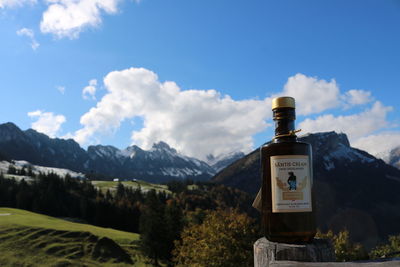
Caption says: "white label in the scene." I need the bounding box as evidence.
[270,155,312,213]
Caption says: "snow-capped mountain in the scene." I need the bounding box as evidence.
[0,122,234,182]
[206,151,245,173]
[85,141,216,182]
[212,131,400,248]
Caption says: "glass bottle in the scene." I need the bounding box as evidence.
[261,96,316,243]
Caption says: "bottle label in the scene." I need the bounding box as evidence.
[270,155,312,213]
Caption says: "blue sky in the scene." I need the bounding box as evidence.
[0,0,399,160]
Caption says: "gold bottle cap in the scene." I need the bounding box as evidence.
[272,96,295,110]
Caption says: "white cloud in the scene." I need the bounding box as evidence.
[57,85,66,94]
[82,79,97,100]
[342,89,373,107]
[72,70,398,160]
[299,101,393,141]
[40,0,120,39]
[16,28,40,50]
[277,74,375,115]
[352,133,400,161]
[0,0,36,8]
[28,110,66,137]
[74,67,272,159]
[297,98,400,159]
[278,73,341,115]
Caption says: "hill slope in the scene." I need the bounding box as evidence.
[0,207,148,266]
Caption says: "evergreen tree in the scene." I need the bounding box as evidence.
[139,190,167,266]
[7,164,17,175]
[164,199,183,260]
[19,167,26,176]
[16,179,31,210]
[116,182,125,200]
[27,165,34,177]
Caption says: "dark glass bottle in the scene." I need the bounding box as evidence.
[261,96,316,243]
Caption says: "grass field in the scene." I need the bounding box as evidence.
[0,207,151,266]
[91,180,171,194]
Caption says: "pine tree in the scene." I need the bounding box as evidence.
[164,199,183,260]
[139,190,167,266]
[7,164,17,175]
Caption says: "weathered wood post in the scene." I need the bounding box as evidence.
[254,237,335,267]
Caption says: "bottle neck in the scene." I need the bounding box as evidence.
[273,108,297,142]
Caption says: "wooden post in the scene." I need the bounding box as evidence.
[254,237,335,267]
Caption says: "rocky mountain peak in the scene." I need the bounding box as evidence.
[300,131,350,149]
[151,141,177,154]
[300,132,376,168]
[121,145,143,158]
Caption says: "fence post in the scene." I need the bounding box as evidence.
[254,237,335,267]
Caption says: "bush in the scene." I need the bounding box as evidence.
[316,229,368,261]
[174,209,257,267]
[370,235,400,259]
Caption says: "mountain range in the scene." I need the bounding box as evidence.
[1,122,400,247]
[0,122,242,182]
[212,131,400,248]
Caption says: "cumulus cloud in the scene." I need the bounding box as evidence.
[82,79,97,100]
[277,73,341,115]
[28,110,66,137]
[299,101,393,141]
[16,28,40,50]
[0,0,36,8]
[276,74,374,115]
[72,70,398,160]
[40,0,120,39]
[74,67,271,159]
[342,89,373,107]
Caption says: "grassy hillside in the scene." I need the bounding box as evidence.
[0,207,150,266]
[92,180,171,194]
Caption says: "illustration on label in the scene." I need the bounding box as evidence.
[270,155,312,213]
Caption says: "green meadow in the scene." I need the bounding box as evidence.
[91,180,171,194]
[0,208,151,266]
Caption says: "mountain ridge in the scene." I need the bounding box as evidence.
[0,122,240,182]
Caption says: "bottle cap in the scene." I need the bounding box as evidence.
[272,96,295,110]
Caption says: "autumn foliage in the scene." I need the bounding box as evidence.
[174,209,258,267]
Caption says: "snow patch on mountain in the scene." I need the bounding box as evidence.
[0,160,85,179]
[321,143,375,171]
[206,151,245,172]
[330,144,374,163]
[161,167,202,177]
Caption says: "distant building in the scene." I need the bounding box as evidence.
[113,178,119,182]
